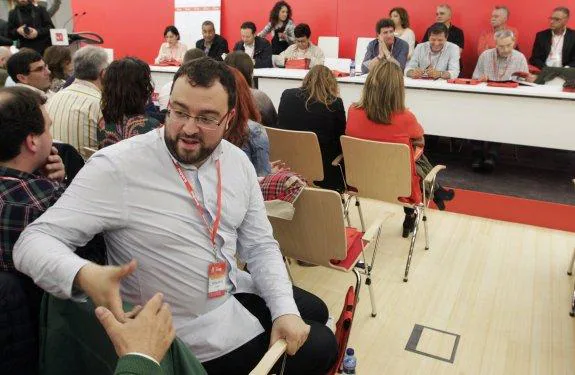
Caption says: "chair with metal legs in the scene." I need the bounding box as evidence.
[337,136,446,282]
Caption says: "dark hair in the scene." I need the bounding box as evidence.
[240,21,257,34]
[389,7,410,28]
[6,49,43,83]
[294,23,311,38]
[183,48,206,63]
[202,20,215,29]
[172,57,237,111]
[43,46,72,81]
[269,1,292,25]
[553,6,570,17]
[375,18,395,34]
[0,87,46,161]
[101,57,154,125]
[429,22,449,37]
[224,51,254,87]
[163,25,180,40]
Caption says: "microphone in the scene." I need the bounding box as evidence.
[63,11,87,31]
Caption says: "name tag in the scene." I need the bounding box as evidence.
[208,261,227,299]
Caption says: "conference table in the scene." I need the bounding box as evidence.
[150,65,575,151]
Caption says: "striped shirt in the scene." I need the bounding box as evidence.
[47,79,101,153]
[472,49,528,81]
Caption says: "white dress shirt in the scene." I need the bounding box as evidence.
[546,29,566,67]
[244,43,255,59]
[13,128,299,362]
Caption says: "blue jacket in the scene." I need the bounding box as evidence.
[362,37,409,73]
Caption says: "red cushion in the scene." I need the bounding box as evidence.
[330,227,364,269]
[327,286,357,375]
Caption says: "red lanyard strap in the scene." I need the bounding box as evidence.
[172,159,222,252]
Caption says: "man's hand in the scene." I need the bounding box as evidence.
[426,68,442,79]
[95,293,176,363]
[75,259,137,323]
[17,25,27,37]
[40,146,65,181]
[377,40,391,60]
[408,68,424,79]
[270,314,310,356]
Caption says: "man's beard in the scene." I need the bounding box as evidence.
[165,132,217,165]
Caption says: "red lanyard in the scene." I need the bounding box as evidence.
[492,50,511,80]
[427,47,445,70]
[172,159,222,254]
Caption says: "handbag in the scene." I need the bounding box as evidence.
[285,58,310,70]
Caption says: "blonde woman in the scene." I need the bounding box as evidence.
[346,60,454,237]
[277,65,346,191]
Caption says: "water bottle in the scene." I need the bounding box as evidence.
[349,61,356,77]
[342,347,357,374]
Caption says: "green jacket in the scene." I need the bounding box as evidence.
[114,355,163,375]
[39,294,207,375]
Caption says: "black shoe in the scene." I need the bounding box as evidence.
[435,186,455,201]
[483,157,495,173]
[472,158,483,172]
[402,212,417,238]
[433,196,446,210]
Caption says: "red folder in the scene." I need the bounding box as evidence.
[285,58,310,70]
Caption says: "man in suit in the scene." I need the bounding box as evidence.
[529,7,575,69]
[362,18,409,73]
[233,21,273,68]
[195,20,229,61]
[422,4,464,51]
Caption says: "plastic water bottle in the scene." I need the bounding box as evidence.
[349,61,356,77]
[342,348,357,374]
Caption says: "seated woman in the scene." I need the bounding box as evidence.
[154,25,187,65]
[224,51,278,127]
[390,7,416,59]
[277,65,346,191]
[346,60,454,237]
[257,1,295,55]
[226,67,271,177]
[98,57,161,149]
[43,45,73,92]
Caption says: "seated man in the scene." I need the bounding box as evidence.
[195,20,229,61]
[471,30,529,173]
[477,5,520,55]
[530,7,575,69]
[233,21,273,69]
[0,46,11,87]
[158,48,206,111]
[405,22,460,79]
[422,4,464,50]
[362,18,409,73]
[47,46,109,153]
[14,58,337,375]
[0,86,65,375]
[273,23,325,68]
[6,49,52,99]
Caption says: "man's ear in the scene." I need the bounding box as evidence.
[16,73,29,85]
[24,133,40,154]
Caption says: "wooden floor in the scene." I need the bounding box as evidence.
[289,199,575,375]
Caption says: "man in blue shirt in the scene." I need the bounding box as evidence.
[362,18,409,73]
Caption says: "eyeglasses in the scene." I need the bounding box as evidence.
[29,65,49,73]
[548,16,566,21]
[166,108,231,131]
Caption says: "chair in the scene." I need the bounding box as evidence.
[264,127,324,185]
[338,136,445,282]
[40,294,288,375]
[354,37,372,72]
[269,187,383,318]
[569,179,575,317]
[318,36,339,59]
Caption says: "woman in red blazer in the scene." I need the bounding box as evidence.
[346,60,454,237]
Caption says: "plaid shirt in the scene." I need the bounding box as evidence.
[0,166,64,272]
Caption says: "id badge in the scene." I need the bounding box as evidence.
[207,261,227,299]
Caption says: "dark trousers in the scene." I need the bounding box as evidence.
[472,140,501,159]
[202,286,338,375]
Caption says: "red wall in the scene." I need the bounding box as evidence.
[74,0,575,75]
